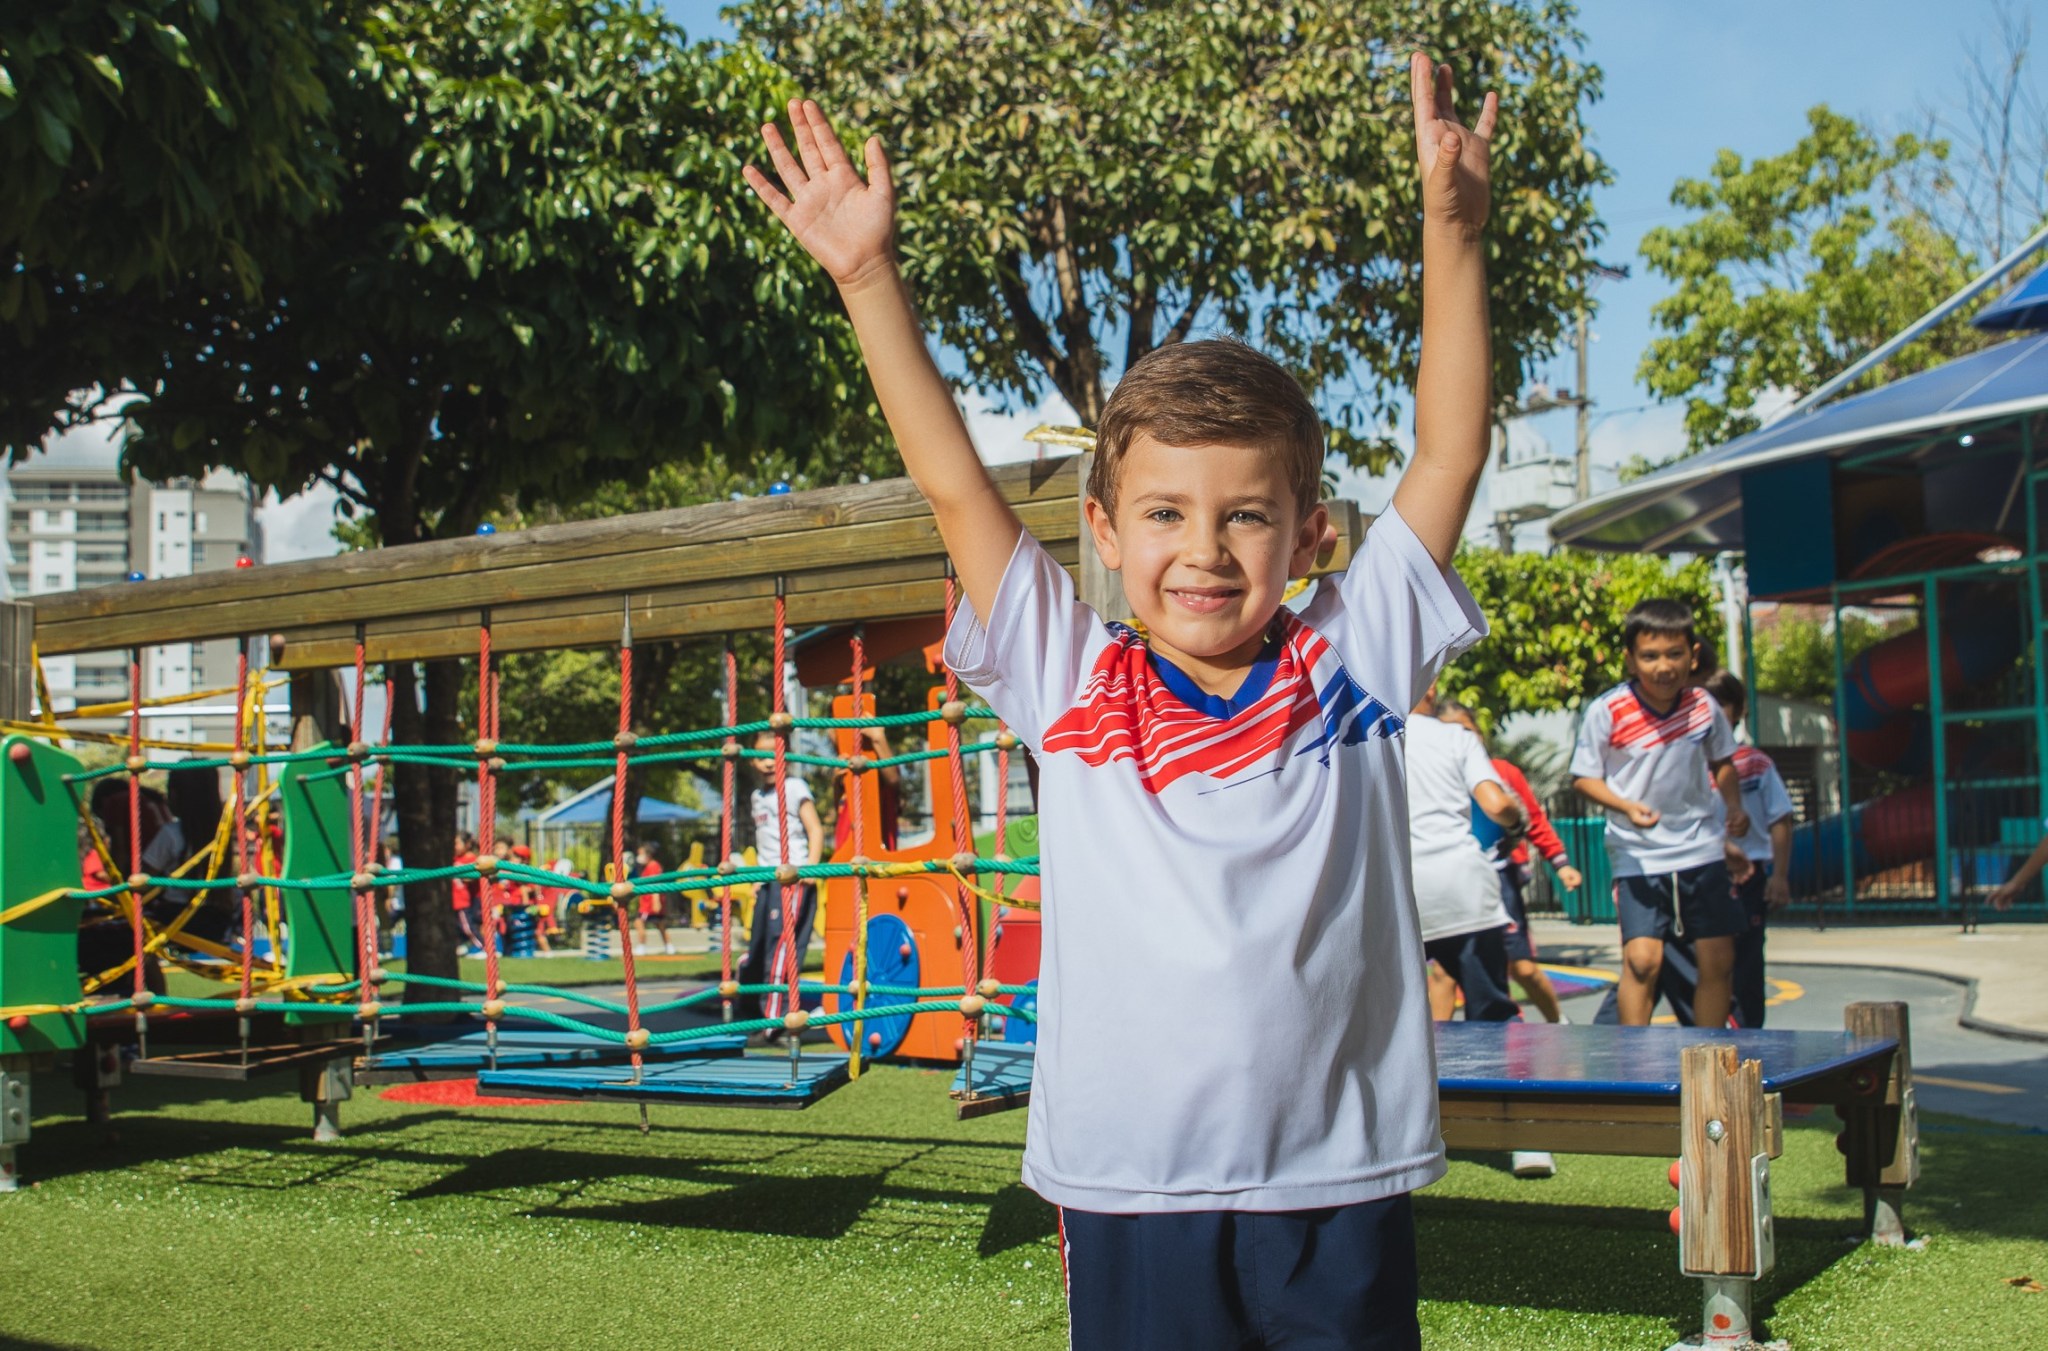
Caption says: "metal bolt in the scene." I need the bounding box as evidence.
[1706,1119,1726,1143]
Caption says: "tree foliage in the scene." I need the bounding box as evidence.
[736,0,1607,470]
[1,0,348,447]
[1438,546,1722,727]
[1637,106,1990,456]
[1749,606,1893,704]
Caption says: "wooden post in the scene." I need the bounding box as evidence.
[1074,452,1125,620]
[1675,1043,1774,1349]
[1842,1000,1918,1245]
[0,600,32,722]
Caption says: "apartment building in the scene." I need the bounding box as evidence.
[5,432,263,745]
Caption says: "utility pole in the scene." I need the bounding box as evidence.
[1575,308,1592,502]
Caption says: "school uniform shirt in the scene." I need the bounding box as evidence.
[1727,745,1795,863]
[1405,714,1511,942]
[1569,683,1737,878]
[749,777,814,868]
[945,505,1484,1214]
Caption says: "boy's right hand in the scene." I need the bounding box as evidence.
[743,99,897,291]
[1623,801,1661,829]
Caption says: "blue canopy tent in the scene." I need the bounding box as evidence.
[1974,262,2048,335]
[534,775,708,825]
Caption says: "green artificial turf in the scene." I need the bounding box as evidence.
[0,1073,2042,1350]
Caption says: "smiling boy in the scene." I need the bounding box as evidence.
[1570,600,1750,1028]
[746,53,1498,1350]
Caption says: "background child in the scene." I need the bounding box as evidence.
[738,729,825,1029]
[1570,599,1749,1028]
[1700,670,1793,1027]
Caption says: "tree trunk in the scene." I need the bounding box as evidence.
[390,657,464,995]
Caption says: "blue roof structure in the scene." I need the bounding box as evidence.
[1974,262,2048,333]
[534,775,707,825]
[1550,333,2048,553]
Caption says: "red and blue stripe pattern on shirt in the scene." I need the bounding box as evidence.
[1732,744,1776,790]
[1040,613,1401,795]
[1605,683,1717,750]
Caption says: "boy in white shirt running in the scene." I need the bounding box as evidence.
[745,52,1501,1350]
[1571,600,1750,1028]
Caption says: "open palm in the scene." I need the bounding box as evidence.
[744,99,896,289]
[1411,52,1498,234]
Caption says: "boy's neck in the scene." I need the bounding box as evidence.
[1147,618,1279,699]
[1630,677,1683,716]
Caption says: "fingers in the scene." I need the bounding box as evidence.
[1474,90,1499,140]
[803,100,856,173]
[1435,61,1455,123]
[758,119,807,194]
[864,135,895,205]
[740,163,794,221]
[1409,51,1433,135]
[1436,130,1462,169]
[788,98,826,179]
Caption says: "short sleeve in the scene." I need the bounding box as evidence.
[787,778,815,809]
[1761,765,1795,827]
[1298,505,1487,712]
[1703,701,1738,762]
[943,531,1098,749]
[1458,729,1500,794]
[1569,701,1610,781]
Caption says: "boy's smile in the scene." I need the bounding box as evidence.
[1625,631,1694,712]
[1085,434,1327,698]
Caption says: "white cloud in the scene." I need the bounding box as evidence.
[256,484,345,563]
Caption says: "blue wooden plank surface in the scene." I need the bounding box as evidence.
[360,1029,744,1074]
[477,1051,850,1107]
[1434,1022,1895,1097]
[952,1041,1034,1102]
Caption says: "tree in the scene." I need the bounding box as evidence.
[71,0,887,991]
[1438,546,1722,728]
[1637,107,1989,456]
[1749,606,1893,704]
[1,0,348,449]
[734,0,1607,471]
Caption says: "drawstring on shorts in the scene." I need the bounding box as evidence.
[1670,872,1685,938]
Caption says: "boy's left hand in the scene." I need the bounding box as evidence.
[1726,806,1751,840]
[1411,51,1498,237]
[1765,875,1791,910]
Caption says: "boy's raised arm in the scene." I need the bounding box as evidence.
[1390,53,1501,567]
[743,100,1021,621]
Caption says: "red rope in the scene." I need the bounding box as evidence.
[613,629,644,1074]
[477,621,502,1016]
[232,642,254,1006]
[848,629,870,1059]
[766,593,801,1020]
[126,650,144,1000]
[942,578,979,1021]
[719,640,738,1004]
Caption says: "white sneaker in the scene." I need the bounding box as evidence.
[1512,1150,1557,1178]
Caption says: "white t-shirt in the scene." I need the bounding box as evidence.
[945,506,1484,1213]
[1728,745,1795,863]
[1570,682,1737,877]
[749,777,814,868]
[1405,714,1512,941]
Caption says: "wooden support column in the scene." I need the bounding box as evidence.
[1675,1043,1774,1349]
[1842,1000,1919,1245]
[0,600,32,722]
[1074,452,1125,620]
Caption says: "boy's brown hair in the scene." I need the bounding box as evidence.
[1089,339,1325,519]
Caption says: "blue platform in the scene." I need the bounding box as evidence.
[952,1041,1035,1119]
[355,1029,746,1082]
[476,1051,851,1109]
[1433,1021,1897,1098]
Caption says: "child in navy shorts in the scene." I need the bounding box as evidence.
[745,51,1504,1349]
[1571,600,1750,1028]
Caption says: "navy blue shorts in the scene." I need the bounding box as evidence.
[1060,1194,1421,1351]
[1615,858,1742,943]
[1498,866,1534,963]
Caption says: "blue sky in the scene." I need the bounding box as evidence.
[238,1,2035,557]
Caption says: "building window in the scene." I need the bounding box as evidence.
[42,573,62,590]
[195,511,208,532]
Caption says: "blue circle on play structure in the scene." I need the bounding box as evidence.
[998,980,1038,1044]
[768,480,791,495]
[834,912,918,1058]
[475,522,496,535]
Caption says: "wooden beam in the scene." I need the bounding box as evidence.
[30,454,1368,669]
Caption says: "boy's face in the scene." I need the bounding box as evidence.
[752,733,781,780]
[1084,433,1326,689]
[1624,631,1695,705]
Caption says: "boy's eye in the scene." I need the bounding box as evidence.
[1147,508,1182,524]
[1230,510,1270,525]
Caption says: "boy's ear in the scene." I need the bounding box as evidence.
[1289,502,1333,579]
[1083,496,1122,572]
